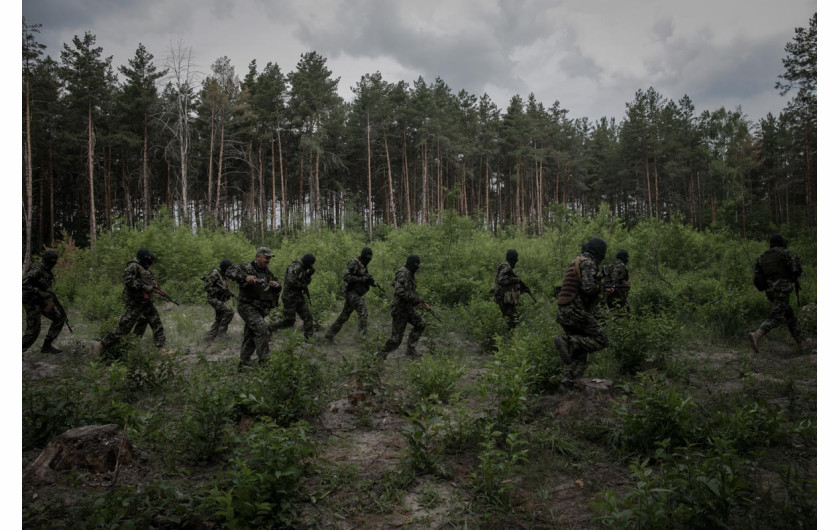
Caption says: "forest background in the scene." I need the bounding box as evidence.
[18,12,825,529]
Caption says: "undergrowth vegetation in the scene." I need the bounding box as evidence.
[23,210,817,528]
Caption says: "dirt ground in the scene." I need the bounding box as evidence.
[21,303,817,528]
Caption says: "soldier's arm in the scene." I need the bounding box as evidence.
[343,261,367,284]
[579,260,601,295]
[226,263,248,284]
[496,263,516,287]
[123,262,150,291]
[23,267,50,298]
[394,270,421,305]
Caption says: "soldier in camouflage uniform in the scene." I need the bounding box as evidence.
[93,248,167,356]
[603,249,630,311]
[554,238,611,377]
[493,249,531,329]
[748,234,806,353]
[22,250,65,353]
[325,247,378,343]
[226,247,282,367]
[273,253,316,340]
[380,254,426,358]
[204,259,235,341]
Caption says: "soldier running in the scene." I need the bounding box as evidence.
[554,238,611,377]
[493,249,531,329]
[22,250,65,354]
[325,247,378,343]
[226,247,282,367]
[203,259,235,341]
[380,254,426,358]
[273,253,317,340]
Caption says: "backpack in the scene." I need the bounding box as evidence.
[753,261,768,292]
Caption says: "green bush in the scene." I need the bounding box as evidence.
[470,424,529,506]
[405,353,465,405]
[614,372,697,454]
[236,335,327,424]
[206,419,316,528]
[594,444,750,529]
[604,312,678,373]
[458,298,507,351]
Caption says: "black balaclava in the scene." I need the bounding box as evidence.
[360,247,373,266]
[586,237,607,263]
[406,254,421,273]
[302,253,316,268]
[219,259,232,272]
[137,248,156,268]
[769,233,786,248]
[42,250,59,268]
[506,249,518,267]
[616,250,629,264]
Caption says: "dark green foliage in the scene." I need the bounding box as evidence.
[206,419,317,528]
[613,372,697,454]
[603,312,678,373]
[405,353,465,405]
[236,335,327,424]
[23,362,135,450]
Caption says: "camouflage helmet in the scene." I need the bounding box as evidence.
[256,247,274,257]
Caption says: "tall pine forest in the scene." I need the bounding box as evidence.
[22,14,816,263]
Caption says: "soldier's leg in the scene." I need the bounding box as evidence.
[206,299,226,340]
[43,309,64,341]
[783,299,803,342]
[406,310,426,355]
[142,305,166,347]
[101,304,143,349]
[274,297,299,330]
[237,305,261,365]
[500,303,517,329]
[250,311,271,363]
[381,312,408,354]
[22,304,43,351]
[326,297,354,339]
[219,304,234,335]
[298,299,315,339]
[354,295,369,335]
[758,292,790,335]
[133,315,148,338]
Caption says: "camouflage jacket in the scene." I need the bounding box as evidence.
[204,267,232,302]
[226,260,281,307]
[557,251,602,312]
[122,258,157,303]
[22,262,54,306]
[282,259,314,299]
[607,261,630,290]
[493,260,522,303]
[391,266,420,313]
[343,257,372,296]
[758,247,801,294]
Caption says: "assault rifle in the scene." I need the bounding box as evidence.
[144,282,180,306]
[369,276,385,294]
[795,278,802,307]
[519,280,537,303]
[418,298,443,323]
[48,292,73,333]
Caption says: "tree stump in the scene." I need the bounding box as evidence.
[25,424,134,482]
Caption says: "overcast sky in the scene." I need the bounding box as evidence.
[19,0,817,123]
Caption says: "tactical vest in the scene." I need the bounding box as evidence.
[758,248,790,281]
[557,257,588,305]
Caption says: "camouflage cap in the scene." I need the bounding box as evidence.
[256,247,275,257]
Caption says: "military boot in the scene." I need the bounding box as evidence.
[747,330,765,353]
[41,341,63,354]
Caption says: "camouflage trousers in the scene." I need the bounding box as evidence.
[496,301,518,329]
[557,303,609,369]
[382,308,426,355]
[326,292,368,339]
[22,302,64,351]
[273,293,314,339]
[102,299,165,349]
[237,300,272,365]
[206,297,234,341]
[758,289,802,341]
